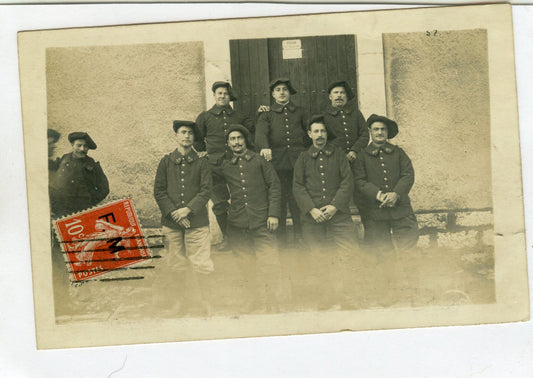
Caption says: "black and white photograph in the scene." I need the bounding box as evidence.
[17,3,528,350]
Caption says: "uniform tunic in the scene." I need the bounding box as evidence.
[195,104,254,164]
[154,149,212,230]
[293,143,357,308]
[353,142,415,220]
[255,102,309,171]
[353,142,418,252]
[49,152,109,216]
[195,104,254,218]
[323,102,369,154]
[218,150,281,230]
[293,143,354,221]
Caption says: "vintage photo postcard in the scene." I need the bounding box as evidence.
[18,4,528,349]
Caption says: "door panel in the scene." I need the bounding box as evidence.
[230,34,357,119]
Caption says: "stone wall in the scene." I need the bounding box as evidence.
[46,42,206,227]
[382,29,492,211]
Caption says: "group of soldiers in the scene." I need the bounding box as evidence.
[48,77,420,316]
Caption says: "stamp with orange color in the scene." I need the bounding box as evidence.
[53,198,153,282]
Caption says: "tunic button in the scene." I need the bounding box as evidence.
[322,188,326,192]
[286,138,290,141]
[380,156,384,160]
[181,178,185,181]
[71,180,74,183]
[245,203,248,206]
[381,163,385,167]
[242,187,246,190]
[320,165,323,168]
[385,185,389,188]
[322,180,325,184]
[243,194,247,198]
[343,122,347,125]
[285,119,288,121]
[181,193,184,196]
[384,177,388,181]
[287,145,291,148]
[384,170,387,173]
[241,179,245,183]
[240,172,244,176]
[239,165,243,168]
[322,196,326,199]
[321,172,324,176]
[286,131,290,134]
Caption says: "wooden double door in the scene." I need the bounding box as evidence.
[229,34,358,119]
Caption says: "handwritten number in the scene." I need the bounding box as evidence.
[426,30,438,36]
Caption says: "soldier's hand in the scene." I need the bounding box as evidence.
[178,218,191,229]
[267,217,279,232]
[310,208,327,223]
[320,205,338,220]
[380,192,399,208]
[197,151,208,158]
[257,105,270,113]
[170,207,191,222]
[260,148,272,162]
[346,151,357,162]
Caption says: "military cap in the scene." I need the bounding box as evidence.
[327,80,355,101]
[269,78,297,95]
[366,114,399,139]
[307,114,337,140]
[225,124,253,146]
[173,120,201,141]
[212,81,238,101]
[47,128,61,142]
[68,132,97,149]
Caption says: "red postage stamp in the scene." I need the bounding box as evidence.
[53,198,151,282]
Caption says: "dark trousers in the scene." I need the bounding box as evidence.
[362,214,419,254]
[226,224,282,310]
[301,214,359,307]
[276,169,301,239]
[360,214,420,305]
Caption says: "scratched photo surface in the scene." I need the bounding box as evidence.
[19,4,528,349]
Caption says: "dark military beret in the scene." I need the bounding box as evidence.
[211,81,237,101]
[327,80,355,100]
[307,114,336,140]
[47,128,60,142]
[225,124,250,141]
[173,120,201,141]
[366,114,399,139]
[68,132,97,149]
[269,78,297,95]
[225,124,255,148]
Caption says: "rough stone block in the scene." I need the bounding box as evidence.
[437,230,479,249]
[455,211,493,227]
[417,213,448,229]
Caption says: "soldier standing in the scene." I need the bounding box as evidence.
[353,114,419,305]
[154,120,214,315]
[218,124,284,313]
[323,80,369,163]
[293,115,358,310]
[255,78,309,245]
[49,132,109,217]
[195,81,254,246]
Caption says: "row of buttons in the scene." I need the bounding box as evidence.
[239,163,249,206]
[379,152,390,189]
